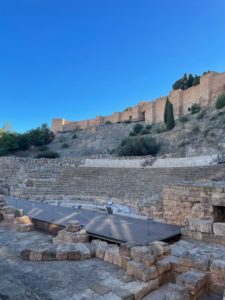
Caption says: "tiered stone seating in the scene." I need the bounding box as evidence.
[17,164,225,217]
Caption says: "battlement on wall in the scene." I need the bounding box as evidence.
[52,71,225,132]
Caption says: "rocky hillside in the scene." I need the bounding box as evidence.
[17,105,225,158]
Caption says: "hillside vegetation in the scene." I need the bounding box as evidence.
[26,104,225,158]
[1,95,225,159]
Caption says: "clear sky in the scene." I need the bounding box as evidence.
[0,0,225,132]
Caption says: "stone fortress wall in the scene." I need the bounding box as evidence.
[52,71,225,132]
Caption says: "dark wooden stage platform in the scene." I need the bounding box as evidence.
[7,198,181,245]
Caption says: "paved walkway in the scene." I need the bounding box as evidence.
[7,198,181,245]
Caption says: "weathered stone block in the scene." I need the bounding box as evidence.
[66,220,81,232]
[21,249,31,260]
[120,256,131,271]
[176,270,207,296]
[17,223,34,232]
[130,246,153,262]
[213,223,225,237]
[149,241,170,257]
[210,259,225,277]
[42,249,56,261]
[142,254,155,266]
[94,241,108,259]
[104,246,120,265]
[75,243,91,260]
[127,261,158,282]
[146,283,190,300]
[29,250,43,261]
[119,241,138,257]
[2,206,15,214]
[56,243,70,260]
[189,218,213,233]
[2,213,14,223]
[68,245,81,260]
[15,215,31,224]
[180,251,209,272]
[53,229,89,244]
[156,257,171,275]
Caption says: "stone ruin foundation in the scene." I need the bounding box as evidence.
[1,186,225,299]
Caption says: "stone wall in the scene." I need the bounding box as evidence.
[163,181,225,245]
[52,71,225,132]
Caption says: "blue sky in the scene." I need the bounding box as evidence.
[0,0,225,132]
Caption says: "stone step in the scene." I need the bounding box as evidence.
[176,270,208,299]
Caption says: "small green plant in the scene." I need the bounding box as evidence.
[140,129,149,135]
[105,120,112,125]
[156,125,167,134]
[39,145,49,152]
[145,124,152,130]
[192,125,200,134]
[133,123,143,134]
[61,143,69,148]
[210,115,217,121]
[196,111,205,119]
[189,103,201,114]
[36,150,60,159]
[72,134,77,139]
[58,137,65,143]
[216,93,225,109]
[179,116,188,123]
[129,132,136,136]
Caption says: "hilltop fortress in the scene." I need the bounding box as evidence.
[52,71,225,132]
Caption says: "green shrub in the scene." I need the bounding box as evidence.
[61,143,69,148]
[58,137,65,143]
[192,125,200,134]
[36,150,60,159]
[210,115,217,121]
[140,129,149,135]
[155,125,167,134]
[217,111,223,116]
[179,116,188,123]
[72,134,77,139]
[39,145,49,152]
[145,124,152,130]
[133,123,143,134]
[0,147,8,156]
[129,132,136,136]
[189,103,201,114]
[105,120,112,125]
[117,136,159,156]
[216,93,225,109]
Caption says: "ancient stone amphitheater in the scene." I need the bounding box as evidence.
[1,155,225,299]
